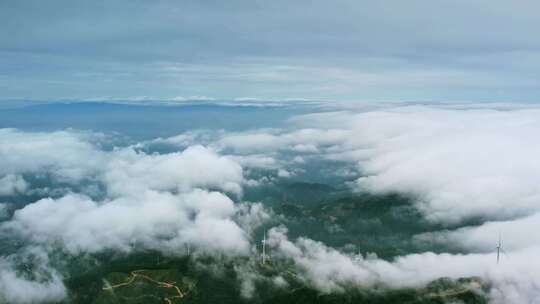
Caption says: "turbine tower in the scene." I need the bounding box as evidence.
[261,230,267,265]
[496,233,504,264]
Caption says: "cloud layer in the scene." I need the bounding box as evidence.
[202,104,540,303]
[2,1,540,100]
[268,226,540,304]
[0,129,267,301]
[2,104,540,303]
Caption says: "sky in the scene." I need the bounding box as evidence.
[1,0,540,102]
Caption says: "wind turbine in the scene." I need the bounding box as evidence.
[186,243,191,256]
[496,233,505,264]
[261,230,267,265]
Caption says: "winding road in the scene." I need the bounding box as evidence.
[102,270,186,303]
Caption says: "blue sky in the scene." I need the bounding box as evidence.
[1,0,539,102]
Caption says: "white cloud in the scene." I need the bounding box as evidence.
[228,154,280,170]
[267,226,540,304]
[0,129,105,183]
[170,95,216,102]
[248,105,540,303]
[0,174,28,196]
[143,132,203,148]
[0,129,244,197]
[216,129,349,154]
[165,104,540,302]
[103,145,244,197]
[0,267,66,304]
[0,254,66,304]
[4,190,252,255]
[416,212,540,253]
[235,202,272,236]
[0,128,272,302]
[3,104,540,302]
[291,106,540,224]
[208,105,540,224]
[277,169,293,178]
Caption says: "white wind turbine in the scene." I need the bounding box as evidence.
[261,230,267,265]
[496,232,506,264]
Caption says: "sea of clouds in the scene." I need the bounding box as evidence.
[1,103,540,303]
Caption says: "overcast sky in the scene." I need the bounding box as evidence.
[1,0,539,102]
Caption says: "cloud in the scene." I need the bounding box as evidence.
[103,145,244,197]
[232,105,539,303]
[0,253,66,304]
[277,169,293,178]
[0,266,66,304]
[167,104,540,302]
[267,226,540,304]
[170,96,216,102]
[3,104,540,302]
[140,104,540,226]
[4,190,252,255]
[0,129,244,197]
[416,212,540,253]
[0,174,28,196]
[290,106,540,224]
[0,128,273,302]
[228,154,280,170]
[0,129,105,183]
[2,1,540,100]
[216,129,349,154]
